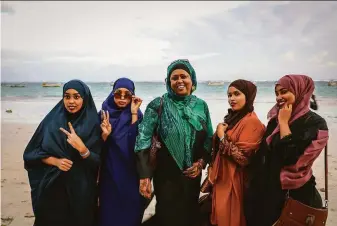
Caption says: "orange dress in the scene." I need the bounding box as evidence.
[209,112,265,226]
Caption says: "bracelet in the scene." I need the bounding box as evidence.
[131,112,138,115]
[80,149,90,157]
[219,136,225,142]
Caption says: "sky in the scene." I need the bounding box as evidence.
[1,1,337,82]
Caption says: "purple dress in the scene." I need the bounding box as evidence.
[98,78,144,226]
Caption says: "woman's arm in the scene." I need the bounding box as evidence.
[279,116,327,166]
[219,119,265,167]
[134,97,161,178]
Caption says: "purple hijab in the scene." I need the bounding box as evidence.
[101,77,143,141]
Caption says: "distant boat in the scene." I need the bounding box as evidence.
[207,81,225,86]
[10,84,25,88]
[42,82,61,87]
[5,83,26,88]
[328,80,337,86]
[1,83,25,87]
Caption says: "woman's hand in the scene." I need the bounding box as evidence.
[100,110,112,141]
[55,158,73,171]
[60,122,88,155]
[216,123,228,139]
[183,160,204,178]
[139,178,152,199]
[131,96,143,114]
[278,104,292,124]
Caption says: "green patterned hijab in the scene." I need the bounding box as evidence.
[135,59,213,170]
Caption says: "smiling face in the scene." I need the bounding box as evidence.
[169,69,193,96]
[275,84,296,108]
[227,86,246,111]
[63,89,84,113]
[113,88,132,108]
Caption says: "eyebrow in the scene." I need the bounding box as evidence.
[64,92,80,95]
[276,88,287,92]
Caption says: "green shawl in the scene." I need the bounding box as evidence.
[135,59,213,170]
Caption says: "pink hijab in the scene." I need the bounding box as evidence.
[266,74,315,144]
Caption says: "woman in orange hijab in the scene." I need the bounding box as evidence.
[208,79,265,226]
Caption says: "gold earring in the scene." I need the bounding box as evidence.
[191,86,196,92]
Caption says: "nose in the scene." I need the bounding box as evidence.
[176,76,183,83]
[229,96,235,101]
[69,97,75,103]
[276,95,283,101]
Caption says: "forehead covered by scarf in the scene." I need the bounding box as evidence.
[166,59,197,93]
[112,77,135,94]
[228,79,257,111]
[63,79,87,98]
[276,74,314,107]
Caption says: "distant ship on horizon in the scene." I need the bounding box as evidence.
[42,82,62,87]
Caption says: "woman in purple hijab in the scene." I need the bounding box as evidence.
[98,78,144,226]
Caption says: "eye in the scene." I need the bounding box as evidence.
[181,75,188,79]
[234,91,241,96]
[74,95,81,100]
[171,76,179,81]
[280,89,288,95]
[64,95,70,99]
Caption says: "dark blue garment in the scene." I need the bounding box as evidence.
[98,78,144,226]
[23,80,102,226]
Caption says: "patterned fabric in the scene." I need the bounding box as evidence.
[219,137,251,166]
[135,94,213,170]
[135,59,213,170]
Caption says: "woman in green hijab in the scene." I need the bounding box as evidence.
[135,59,213,226]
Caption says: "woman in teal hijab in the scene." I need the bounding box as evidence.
[135,59,213,226]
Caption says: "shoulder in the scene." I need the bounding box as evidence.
[146,97,162,111]
[193,96,209,109]
[304,111,328,131]
[244,112,265,127]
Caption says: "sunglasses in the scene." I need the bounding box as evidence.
[114,89,133,100]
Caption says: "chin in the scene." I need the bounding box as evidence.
[175,91,189,96]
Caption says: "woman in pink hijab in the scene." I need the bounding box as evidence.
[245,74,329,226]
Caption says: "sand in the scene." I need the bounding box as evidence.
[1,121,337,226]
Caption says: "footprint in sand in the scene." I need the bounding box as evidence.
[1,179,7,183]
[24,213,35,218]
[1,216,14,226]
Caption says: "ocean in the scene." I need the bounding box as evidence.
[2,81,337,127]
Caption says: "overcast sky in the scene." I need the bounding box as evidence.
[1,1,337,82]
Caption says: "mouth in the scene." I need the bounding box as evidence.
[118,101,127,105]
[68,106,77,111]
[277,100,286,107]
[176,85,186,91]
[230,102,237,107]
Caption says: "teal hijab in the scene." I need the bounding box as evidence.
[135,59,213,170]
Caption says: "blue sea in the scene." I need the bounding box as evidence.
[2,81,337,127]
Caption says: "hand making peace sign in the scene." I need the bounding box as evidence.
[60,122,88,154]
[101,110,112,141]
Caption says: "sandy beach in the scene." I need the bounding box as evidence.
[1,118,337,226]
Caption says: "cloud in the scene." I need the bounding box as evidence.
[1,1,337,82]
[282,51,296,62]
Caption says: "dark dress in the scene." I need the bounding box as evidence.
[137,129,210,226]
[245,111,328,226]
[23,80,102,226]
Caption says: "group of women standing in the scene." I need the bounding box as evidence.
[23,59,329,226]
